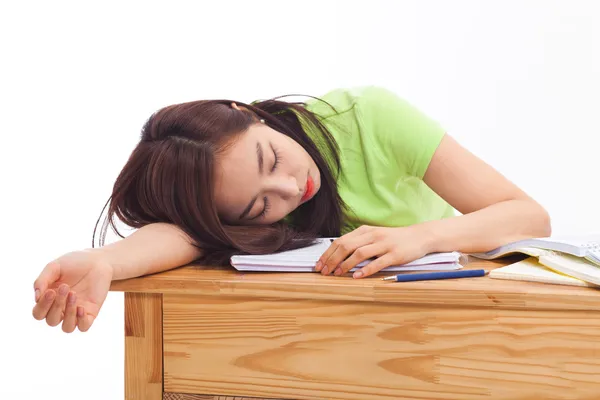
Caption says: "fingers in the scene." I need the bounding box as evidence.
[319,236,365,275]
[317,229,375,275]
[32,289,57,321]
[33,261,61,302]
[353,254,397,279]
[32,283,89,333]
[61,292,78,333]
[335,243,385,275]
[46,284,70,327]
[316,226,373,272]
[77,307,94,333]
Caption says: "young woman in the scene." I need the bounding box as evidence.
[32,86,551,333]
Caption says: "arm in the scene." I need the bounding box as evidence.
[419,134,551,254]
[317,134,551,278]
[90,222,203,280]
[32,222,201,333]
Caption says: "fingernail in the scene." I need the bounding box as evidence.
[353,270,363,279]
[315,261,322,271]
[77,306,84,318]
[35,289,40,302]
[321,266,329,275]
[59,285,69,296]
[334,268,342,276]
[68,292,76,304]
[45,291,55,300]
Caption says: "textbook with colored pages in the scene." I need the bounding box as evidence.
[472,234,600,286]
[230,238,463,272]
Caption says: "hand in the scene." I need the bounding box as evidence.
[32,250,114,333]
[316,225,433,278]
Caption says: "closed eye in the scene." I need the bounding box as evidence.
[254,197,270,220]
[271,145,281,172]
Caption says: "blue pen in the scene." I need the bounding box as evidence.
[382,269,487,282]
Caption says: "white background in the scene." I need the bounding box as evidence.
[2,0,599,398]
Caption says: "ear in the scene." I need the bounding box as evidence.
[231,102,264,124]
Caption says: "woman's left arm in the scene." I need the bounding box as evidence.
[317,134,551,278]
[418,134,551,252]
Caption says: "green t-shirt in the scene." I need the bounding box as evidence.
[304,86,455,234]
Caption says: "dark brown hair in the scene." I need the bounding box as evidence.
[93,95,346,264]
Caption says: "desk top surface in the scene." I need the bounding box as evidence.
[109,256,600,311]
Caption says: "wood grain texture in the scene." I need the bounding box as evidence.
[111,257,600,311]
[164,393,285,400]
[125,293,163,400]
[163,294,600,400]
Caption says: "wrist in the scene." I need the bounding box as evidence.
[413,221,442,254]
[86,247,119,280]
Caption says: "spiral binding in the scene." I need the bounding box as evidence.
[582,242,599,249]
[582,242,600,261]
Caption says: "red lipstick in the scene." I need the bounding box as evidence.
[301,176,314,203]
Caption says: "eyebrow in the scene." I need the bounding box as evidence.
[237,142,264,220]
[257,142,264,174]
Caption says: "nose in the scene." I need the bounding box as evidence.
[265,176,301,199]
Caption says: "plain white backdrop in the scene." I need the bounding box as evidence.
[2,0,599,398]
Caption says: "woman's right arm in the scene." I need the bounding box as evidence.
[92,222,203,280]
[32,222,201,333]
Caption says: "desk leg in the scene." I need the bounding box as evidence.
[125,292,163,400]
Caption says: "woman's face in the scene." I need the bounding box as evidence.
[214,121,321,225]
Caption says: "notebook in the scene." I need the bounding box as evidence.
[230,238,463,272]
[489,257,599,288]
[538,253,600,286]
[471,234,600,267]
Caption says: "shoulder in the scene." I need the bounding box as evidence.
[307,86,422,132]
[313,86,445,178]
[306,86,396,116]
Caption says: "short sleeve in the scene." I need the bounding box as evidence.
[355,86,446,178]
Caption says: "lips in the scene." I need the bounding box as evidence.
[301,175,314,203]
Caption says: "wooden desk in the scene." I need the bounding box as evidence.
[110,257,600,400]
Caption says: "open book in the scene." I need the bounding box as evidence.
[471,234,600,286]
[230,238,463,272]
[489,257,599,288]
[471,234,600,267]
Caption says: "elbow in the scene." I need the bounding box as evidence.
[533,202,552,238]
[515,197,552,238]
[541,209,552,237]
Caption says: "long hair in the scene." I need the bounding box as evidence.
[93,95,346,265]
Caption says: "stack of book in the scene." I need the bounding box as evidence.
[472,234,600,287]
